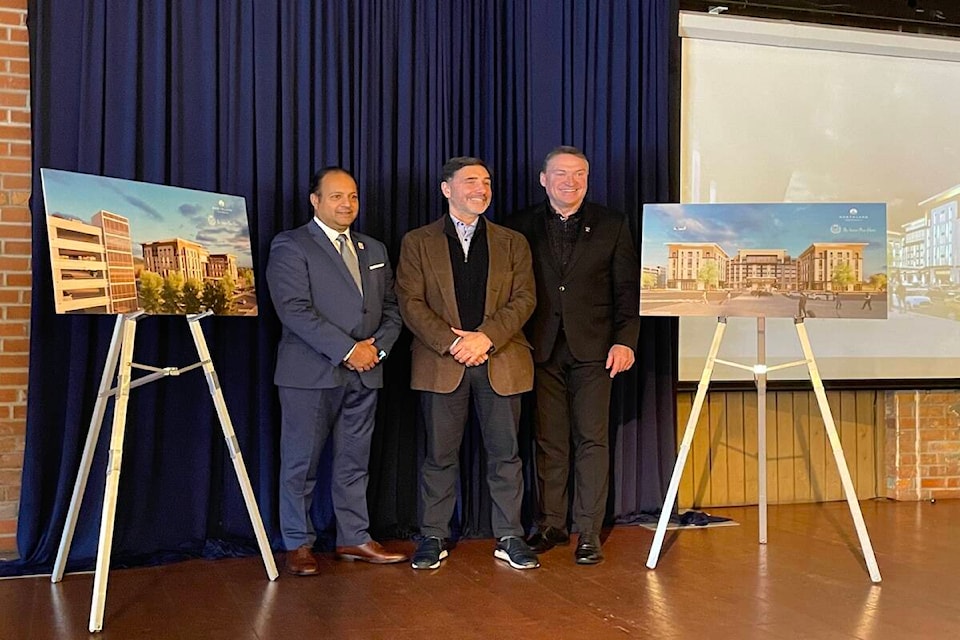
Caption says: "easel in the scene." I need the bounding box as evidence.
[645,316,882,583]
[50,311,279,633]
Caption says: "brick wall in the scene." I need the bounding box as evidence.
[0,0,29,553]
[885,391,960,501]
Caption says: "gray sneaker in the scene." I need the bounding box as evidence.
[411,536,448,570]
[494,536,540,570]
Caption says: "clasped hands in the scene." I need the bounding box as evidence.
[449,328,492,367]
[344,337,380,372]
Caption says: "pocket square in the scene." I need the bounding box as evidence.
[368,262,385,270]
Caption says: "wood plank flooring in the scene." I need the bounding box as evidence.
[1,500,958,639]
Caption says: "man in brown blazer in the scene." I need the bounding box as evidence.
[396,156,540,571]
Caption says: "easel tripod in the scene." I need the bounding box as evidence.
[645,316,882,583]
[50,311,279,633]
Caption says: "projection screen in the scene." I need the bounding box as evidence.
[678,12,960,382]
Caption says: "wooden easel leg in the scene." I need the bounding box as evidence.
[89,314,139,632]
[53,314,125,583]
[186,314,279,581]
[647,319,727,569]
[756,317,768,544]
[795,320,882,583]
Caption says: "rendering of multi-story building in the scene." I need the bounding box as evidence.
[91,210,137,313]
[666,242,730,290]
[46,216,112,313]
[917,184,960,286]
[46,211,139,314]
[207,253,238,281]
[642,264,667,289]
[796,242,866,292]
[728,249,796,292]
[901,215,929,286]
[141,238,210,282]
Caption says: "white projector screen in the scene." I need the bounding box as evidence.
[679,12,960,382]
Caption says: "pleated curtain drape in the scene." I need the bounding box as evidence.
[14,0,677,571]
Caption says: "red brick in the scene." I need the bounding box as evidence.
[0,10,26,26]
[920,429,956,442]
[0,435,22,452]
[0,452,23,467]
[0,419,24,433]
[0,74,27,90]
[0,354,28,368]
[6,59,28,75]
[2,306,29,321]
[0,371,26,385]
[0,118,29,135]
[11,405,24,420]
[0,92,26,108]
[0,42,26,59]
[7,109,28,125]
[1,337,28,352]
[0,207,29,222]
[7,141,28,156]
[1,173,30,189]
[927,441,960,453]
[1,240,29,255]
[0,520,16,537]
[921,477,946,488]
[929,489,960,499]
[0,323,25,337]
[0,256,28,271]
[919,404,946,418]
[3,273,30,287]
[0,157,28,173]
[0,223,29,239]
[5,25,26,42]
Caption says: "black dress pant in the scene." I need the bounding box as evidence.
[534,332,612,535]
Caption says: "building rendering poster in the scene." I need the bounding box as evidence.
[640,203,887,320]
[41,169,257,316]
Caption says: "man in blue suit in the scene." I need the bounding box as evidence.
[266,167,406,576]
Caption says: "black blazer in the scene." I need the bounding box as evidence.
[505,201,640,363]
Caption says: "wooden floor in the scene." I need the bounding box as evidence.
[2,500,959,639]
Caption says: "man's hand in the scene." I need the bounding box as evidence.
[345,337,380,372]
[450,328,492,367]
[605,344,635,378]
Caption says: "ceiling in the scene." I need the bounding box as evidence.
[678,1,960,36]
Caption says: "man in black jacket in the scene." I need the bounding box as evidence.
[506,146,640,564]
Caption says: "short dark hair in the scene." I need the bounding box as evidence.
[541,145,588,173]
[441,156,489,183]
[309,166,355,196]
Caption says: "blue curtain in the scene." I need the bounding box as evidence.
[15,0,677,572]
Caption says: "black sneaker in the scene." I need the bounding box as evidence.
[494,536,540,570]
[526,526,570,554]
[411,536,447,570]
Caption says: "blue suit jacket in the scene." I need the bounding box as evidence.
[266,220,401,390]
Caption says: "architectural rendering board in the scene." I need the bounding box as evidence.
[640,203,887,320]
[41,169,257,316]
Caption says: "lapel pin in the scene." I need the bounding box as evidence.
[357,241,365,250]
[584,227,591,233]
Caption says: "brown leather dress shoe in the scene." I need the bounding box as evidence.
[335,540,407,564]
[285,545,319,576]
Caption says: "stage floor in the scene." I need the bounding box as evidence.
[2,500,958,639]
